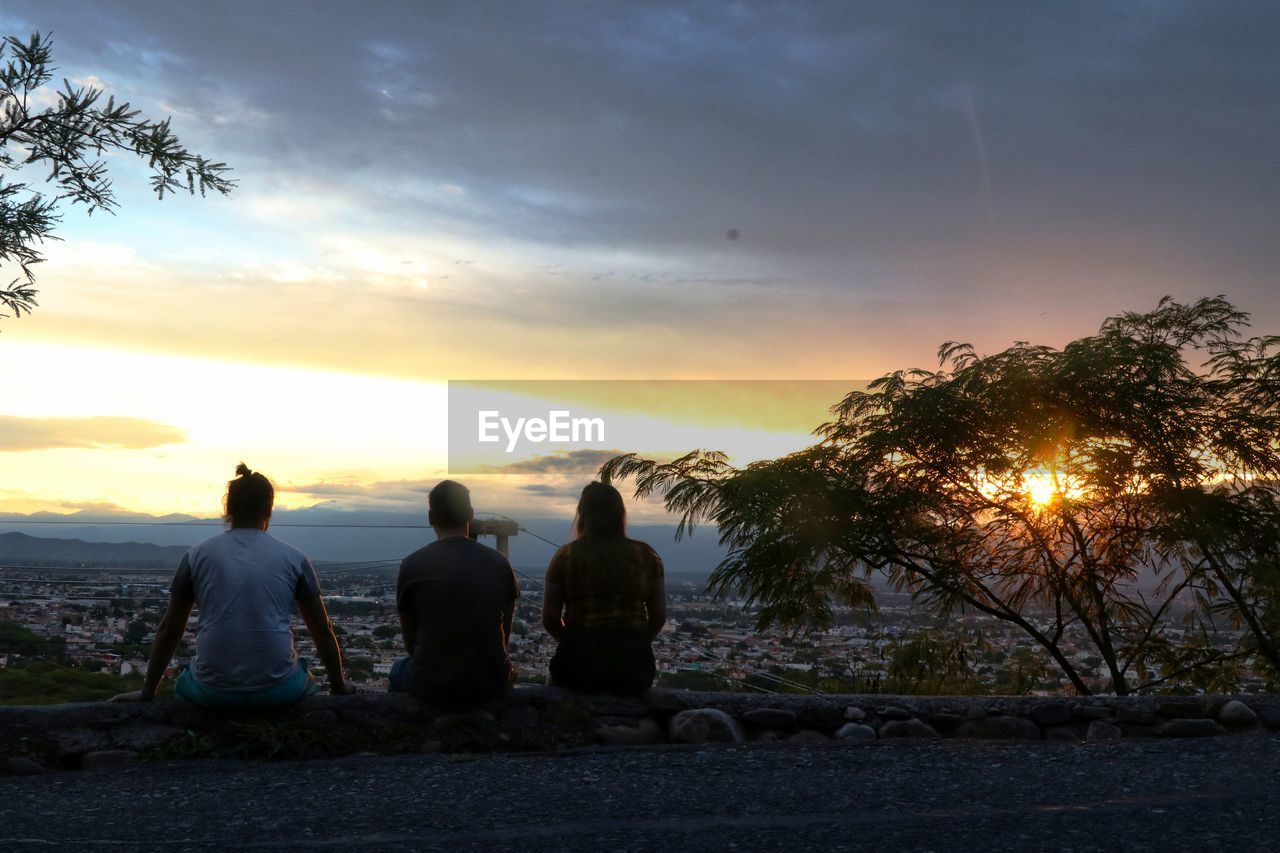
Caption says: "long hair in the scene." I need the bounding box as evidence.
[574,481,626,540]
[224,463,274,528]
[568,482,634,593]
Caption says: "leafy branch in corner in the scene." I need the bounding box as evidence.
[0,31,235,318]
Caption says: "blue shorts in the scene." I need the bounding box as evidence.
[387,657,413,693]
[175,659,319,710]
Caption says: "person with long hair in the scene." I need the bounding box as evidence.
[540,481,667,694]
[113,464,353,708]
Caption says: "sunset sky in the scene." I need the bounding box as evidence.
[1,2,1278,525]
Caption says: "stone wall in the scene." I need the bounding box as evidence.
[4,688,1280,775]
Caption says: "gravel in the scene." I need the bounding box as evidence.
[2,736,1279,851]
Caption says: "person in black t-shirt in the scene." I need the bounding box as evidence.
[390,480,519,707]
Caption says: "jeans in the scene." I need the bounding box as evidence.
[175,658,319,710]
[387,657,414,693]
[387,655,513,709]
[549,626,656,695]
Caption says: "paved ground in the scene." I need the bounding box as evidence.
[3,736,1279,851]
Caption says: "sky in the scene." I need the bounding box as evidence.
[0,1,1278,532]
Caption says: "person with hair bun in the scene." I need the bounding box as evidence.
[540,481,667,695]
[113,464,353,708]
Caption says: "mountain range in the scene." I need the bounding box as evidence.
[0,531,191,568]
[0,509,728,575]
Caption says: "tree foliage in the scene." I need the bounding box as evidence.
[603,297,1280,695]
[0,31,234,318]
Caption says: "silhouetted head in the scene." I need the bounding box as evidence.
[429,479,473,534]
[225,463,274,529]
[574,481,626,540]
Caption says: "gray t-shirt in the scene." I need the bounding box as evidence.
[172,528,321,693]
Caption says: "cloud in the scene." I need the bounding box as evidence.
[0,415,186,451]
[23,3,1280,273]
[480,449,623,478]
[9,1,1280,380]
[281,459,677,523]
[518,484,563,495]
[283,479,435,510]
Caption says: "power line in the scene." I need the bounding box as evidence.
[0,592,173,604]
[517,527,563,550]
[5,514,802,691]
[653,651,776,695]
[475,512,564,552]
[0,560,400,580]
[0,564,173,573]
[668,636,822,694]
[313,561,401,575]
[0,578,166,587]
[0,520,436,528]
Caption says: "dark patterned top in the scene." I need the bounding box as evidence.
[545,538,664,632]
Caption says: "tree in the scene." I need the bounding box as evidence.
[0,32,234,318]
[603,297,1280,695]
[124,619,149,646]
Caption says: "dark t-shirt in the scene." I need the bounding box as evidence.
[396,537,519,702]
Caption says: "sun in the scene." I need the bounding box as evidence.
[1021,467,1083,508]
[1023,471,1058,507]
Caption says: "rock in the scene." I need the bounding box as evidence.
[52,727,111,757]
[753,730,783,743]
[743,708,798,728]
[644,690,691,715]
[81,750,138,770]
[1217,700,1258,727]
[1157,698,1206,718]
[963,705,987,720]
[1117,707,1157,725]
[301,711,338,729]
[541,700,590,728]
[1086,721,1122,741]
[955,715,1042,740]
[878,719,940,739]
[110,722,186,751]
[499,704,540,726]
[1155,718,1223,738]
[1044,726,1086,742]
[581,695,650,717]
[1258,706,1280,730]
[431,710,496,734]
[669,709,745,745]
[7,756,47,776]
[926,712,964,734]
[1030,701,1072,727]
[85,714,138,731]
[835,723,877,740]
[843,706,867,721]
[592,718,662,746]
[798,705,844,729]
[1071,704,1114,721]
[787,730,830,745]
[875,705,911,720]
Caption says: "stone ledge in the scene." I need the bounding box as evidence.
[4,689,1279,774]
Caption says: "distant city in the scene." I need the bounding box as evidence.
[2,545,1265,702]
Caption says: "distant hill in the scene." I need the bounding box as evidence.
[0,511,730,576]
[0,532,189,568]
